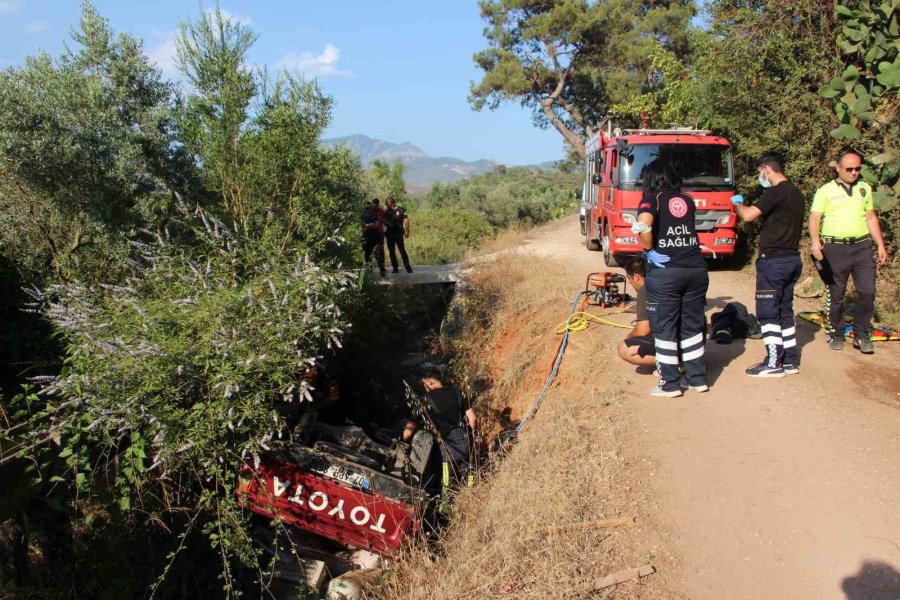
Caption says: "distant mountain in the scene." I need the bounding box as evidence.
[322,134,555,189]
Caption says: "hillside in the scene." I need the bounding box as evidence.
[322,134,559,189]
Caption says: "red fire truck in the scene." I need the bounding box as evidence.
[580,128,738,267]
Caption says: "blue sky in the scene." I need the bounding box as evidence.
[0,1,566,165]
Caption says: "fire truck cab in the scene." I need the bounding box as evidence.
[582,128,737,267]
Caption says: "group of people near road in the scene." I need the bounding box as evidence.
[619,150,888,397]
[362,197,413,276]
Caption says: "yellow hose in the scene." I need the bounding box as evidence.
[555,309,633,334]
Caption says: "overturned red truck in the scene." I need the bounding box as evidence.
[237,420,436,555]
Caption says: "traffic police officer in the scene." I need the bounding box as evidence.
[809,150,888,354]
[731,153,805,377]
[635,160,710,398]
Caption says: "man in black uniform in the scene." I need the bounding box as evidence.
[384,197,412,273]
[731,153,805,377]
[361,199,386,276]
[402,368,476,485]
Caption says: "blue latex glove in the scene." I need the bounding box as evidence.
[644,249,671,269]
[730,194,745,205]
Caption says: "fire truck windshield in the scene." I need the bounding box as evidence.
[618,143,733,191]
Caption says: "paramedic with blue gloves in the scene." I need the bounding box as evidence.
[634,160,710,398]
[731,153,805,378]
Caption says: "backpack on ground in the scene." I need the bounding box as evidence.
[709,302,761,344]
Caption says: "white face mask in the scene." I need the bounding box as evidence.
[758,173,772,188]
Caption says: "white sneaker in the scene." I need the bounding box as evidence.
[679,380,709,393]
[650,385,683,398]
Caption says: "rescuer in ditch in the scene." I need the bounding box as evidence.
[384,196,413,273]
[730,153,805,377]
[617,256,656,369]
[809,150,888,354]
[634,160,709,397]
[402,368,476,488]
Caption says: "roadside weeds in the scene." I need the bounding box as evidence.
[378,251,672,599]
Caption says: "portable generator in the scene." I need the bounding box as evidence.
[584,271,631,308]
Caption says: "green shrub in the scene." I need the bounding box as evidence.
[405,208,493,264]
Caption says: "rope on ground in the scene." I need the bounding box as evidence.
[554,309,632,334]
[510,293,635,439]
[513,291,587,436]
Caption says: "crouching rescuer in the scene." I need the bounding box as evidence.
[617,257,656,368]
[731,153,805,377]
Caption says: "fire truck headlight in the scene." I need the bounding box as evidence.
[716,214,731,225]
[621,213,636,224]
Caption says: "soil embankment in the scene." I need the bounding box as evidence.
[387,214,900,599]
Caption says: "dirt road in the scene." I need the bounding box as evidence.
[515,214,900,600]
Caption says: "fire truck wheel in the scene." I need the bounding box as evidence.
[585,220,600,251]
[602,223,621,267]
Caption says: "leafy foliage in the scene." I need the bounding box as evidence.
[404,208,494,264]
[469,0,696,157]
[422,166,579,229]
[402,166,579,264]
[0,5,367,597]
[176,8,364,263]
[819,1,899,212]
[0,3,192,283]
[364,158,410,204]
[23,200,354,519]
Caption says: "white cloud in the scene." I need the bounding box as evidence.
[276,44,352,78]
[24,21,49,34]
[205,8,251,26]
[148,34,178,77]
[0,0,23,13]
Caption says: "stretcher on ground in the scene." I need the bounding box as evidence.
[797,310,900,341]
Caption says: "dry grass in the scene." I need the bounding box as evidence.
[462,223,532,262]
[377,251,672,600]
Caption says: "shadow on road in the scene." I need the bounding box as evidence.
[706,295,735,311]
[705,339,747,385]
[842,560,900,600]
[795,316,819,358]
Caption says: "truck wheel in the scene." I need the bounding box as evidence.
[603,223,620,268]
[585,221,600,251]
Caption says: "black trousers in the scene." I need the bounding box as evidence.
[439,427,471,484]
[823,241,875,339]
[386,232,411,271]
[645,267,709,391]
[755,255,802,366]
[363,234,385,273]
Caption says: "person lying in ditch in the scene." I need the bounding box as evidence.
[402,368,477,489]
[617,256,656,370]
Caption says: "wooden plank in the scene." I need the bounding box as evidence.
[538,517,636,536]
[592,565,656,590]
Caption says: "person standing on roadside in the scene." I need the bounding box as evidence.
[361,199,387,276]
[384,196,413,273]
[634,160,709,398]
[809,150,888,354]
[731,153,805,377]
